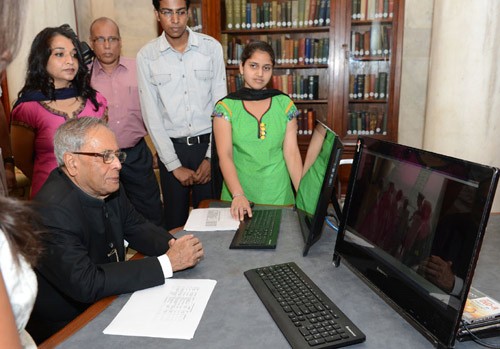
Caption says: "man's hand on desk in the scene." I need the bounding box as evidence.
[167,234,204,271]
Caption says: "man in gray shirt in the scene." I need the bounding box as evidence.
[137,0,227,231]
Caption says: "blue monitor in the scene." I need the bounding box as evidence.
[334,137,499,348]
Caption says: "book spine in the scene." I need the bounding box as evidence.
[318,0,327,26]
[378,72,388,99]
[241,0,247,29]
[297,109,303,135]
[287,73,293,97]
[367,0,376,19]
[233,0,241,29]
[304,0,311,26]
[226,0,234,29]
[220,33,229,64]
[291,0,299,27]
[264,1,271,28]
[251,3,257,29]
[309,0,317,26]
[307,109,315,134]
[325,0,331,25]
[271,1,278,27]
[363,30,370,56]
[360,0,367,20]
[357,74,365,99]
[383,0,389,18]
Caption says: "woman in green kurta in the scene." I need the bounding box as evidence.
[212,41,303,221]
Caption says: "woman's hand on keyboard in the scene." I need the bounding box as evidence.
[231,195,253,221]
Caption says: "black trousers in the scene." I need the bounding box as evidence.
[121,138,165,228]
[158,142,214,231]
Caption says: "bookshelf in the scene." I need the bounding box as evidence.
[203,0,405,160]
[344,0,403,146]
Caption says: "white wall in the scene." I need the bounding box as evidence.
[424,1,500,212]
[73,0,157,58]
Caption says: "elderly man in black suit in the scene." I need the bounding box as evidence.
[27,117,204,343]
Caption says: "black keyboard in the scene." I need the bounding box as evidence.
[244,262,366,348]
[229,209,282,249]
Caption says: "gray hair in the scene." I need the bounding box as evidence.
[54,117,109,166]
[0,0,24,72]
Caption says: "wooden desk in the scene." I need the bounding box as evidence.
[39,208,500,348]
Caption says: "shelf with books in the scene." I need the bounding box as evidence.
[223,0,331,31]
[221,32,330,67]
[350,0,395,21]
[342,0,402,143]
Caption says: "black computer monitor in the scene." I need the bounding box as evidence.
[334,137,499,348]
[295,121,343,256]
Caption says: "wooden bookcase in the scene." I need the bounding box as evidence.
[199,0,404,167]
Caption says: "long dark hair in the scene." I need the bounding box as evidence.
[0,196,42,267]
[17,24,100,111]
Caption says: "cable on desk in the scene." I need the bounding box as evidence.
[460,320,500,349]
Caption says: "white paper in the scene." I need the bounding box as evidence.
[183,208,240,231]
[103,279,217,340]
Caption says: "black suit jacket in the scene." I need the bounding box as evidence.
[27,168,173,343]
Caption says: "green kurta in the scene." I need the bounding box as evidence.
[213,94,299,205]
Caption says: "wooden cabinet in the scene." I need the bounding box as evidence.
[201,0,404,157]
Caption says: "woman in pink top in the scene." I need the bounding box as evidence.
[11,24,108,198]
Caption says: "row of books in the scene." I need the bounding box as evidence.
[351,0,394,20]
[349,72,388,100]
[226,72,320,101]
[188,5,203,32]
[347,110,387,135]
[271,74,320,100]
[297,109,316,135]
[222,35,329,66]
[350,25,392,57]
[224,0,330,30]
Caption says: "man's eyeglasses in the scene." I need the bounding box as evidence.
[92,36,120,45]
[158,8,188,18]
[72,150,127,164]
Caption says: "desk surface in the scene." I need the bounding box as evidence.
[55,208,500,349]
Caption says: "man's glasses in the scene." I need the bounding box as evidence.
[72,150,127,164]
[158,8,188,18]
[92,36,120,45]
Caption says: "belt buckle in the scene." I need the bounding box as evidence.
[187,136,200,146]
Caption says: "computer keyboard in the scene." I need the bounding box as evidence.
[229,209,282,249]
[244,262,366,348]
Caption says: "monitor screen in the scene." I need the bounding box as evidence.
[295,121,343,256]
[334,137,499,348]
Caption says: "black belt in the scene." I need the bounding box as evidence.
[170,133,210,145]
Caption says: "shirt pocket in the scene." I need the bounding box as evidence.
[150,73,172,86]
[194,69,214,81]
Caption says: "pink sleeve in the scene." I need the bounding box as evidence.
[11,102,39,130]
